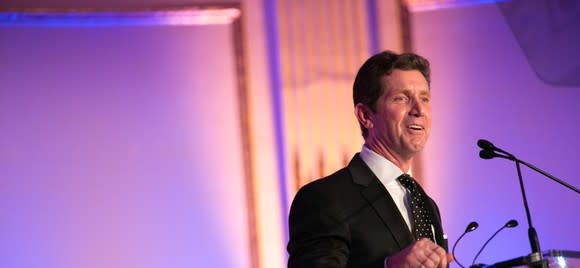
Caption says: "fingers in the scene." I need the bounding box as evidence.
[422,245,446,268]
[389,239,450,268]
[415,239,448,268]
[433,246,448,268]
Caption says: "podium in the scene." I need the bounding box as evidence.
[485,250,580,268]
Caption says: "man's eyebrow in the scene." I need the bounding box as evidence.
[391,88,412,94]
[391,88,430,94]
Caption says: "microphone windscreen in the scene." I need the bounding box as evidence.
[505,219,518,228]
[477,139,494,150]
[479,150,495,159]
[466,221,479,232]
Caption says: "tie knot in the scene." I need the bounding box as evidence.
[397,174,416,190]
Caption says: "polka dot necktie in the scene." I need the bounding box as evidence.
[397,174,434,242]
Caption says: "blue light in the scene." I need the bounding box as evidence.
[0,9,239,27]
[408,0,511,12]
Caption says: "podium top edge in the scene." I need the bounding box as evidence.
[543,249,580,258]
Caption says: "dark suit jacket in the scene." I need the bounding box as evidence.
[287,154,446,268]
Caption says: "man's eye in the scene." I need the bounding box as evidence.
[393,95,408,102]
[421,97,430,102]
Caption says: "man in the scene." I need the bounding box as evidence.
[287,51,452,268]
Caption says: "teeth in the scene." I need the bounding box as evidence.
[408,124,423,130]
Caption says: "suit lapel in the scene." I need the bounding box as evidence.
[347,154,415,249]
[414,181,447,250]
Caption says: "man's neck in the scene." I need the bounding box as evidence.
[364,143,413,173]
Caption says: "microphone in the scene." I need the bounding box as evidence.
[476,139,542,258]
[476,138,579,267]
[477,139,514,160]
[478,150,495,160]
[471,220,519,266]
[476,139,494,151]
[479,150,514,160]
[452,221,479,268]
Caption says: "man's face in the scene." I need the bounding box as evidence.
[368,69,432,159]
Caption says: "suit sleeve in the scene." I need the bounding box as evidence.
[287,183,351,268]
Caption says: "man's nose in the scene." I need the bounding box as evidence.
[409,98,426,117]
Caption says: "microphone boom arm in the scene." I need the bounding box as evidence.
[518,159,580,194]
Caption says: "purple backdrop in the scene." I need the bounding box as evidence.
[414,3,580,266]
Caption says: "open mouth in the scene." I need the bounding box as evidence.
[407,124,424,130]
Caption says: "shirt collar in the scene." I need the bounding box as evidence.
[359,145,412,185]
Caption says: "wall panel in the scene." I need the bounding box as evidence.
[0,8,256,268]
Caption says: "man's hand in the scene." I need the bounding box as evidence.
[387,239,454,268]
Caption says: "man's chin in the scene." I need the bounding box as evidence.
[405,141,426,154]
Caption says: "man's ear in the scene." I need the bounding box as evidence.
[355,103,374,129]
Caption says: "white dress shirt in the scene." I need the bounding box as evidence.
[359,145,413,233]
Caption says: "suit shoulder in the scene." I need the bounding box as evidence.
[289,167,362,220]
[294,167,353,198]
